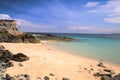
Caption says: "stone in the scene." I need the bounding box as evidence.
[44,76,49,80]
[0,50,13,63]
[12,53,29,62]
[6,62,13,67]
[112,73,120,80]
[6,74,11,80]
[101,75,111,80]
[93,72,112,78]
[97,60,106,68]
[62,77,70,80]
[18,63,24,67]
[93,72,100,77]
[0,45,5,50]
[24,74,30,79]
[49,73,54,76]
[103,69,115,74]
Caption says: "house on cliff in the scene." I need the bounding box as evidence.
[0,20,19,34]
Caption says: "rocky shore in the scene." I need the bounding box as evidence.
[0,32,40,43]
[0,45,30,80]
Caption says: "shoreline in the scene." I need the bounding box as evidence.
[46,41,120,67]
[1,42,120,80]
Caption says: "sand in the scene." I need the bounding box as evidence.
[1,42,120,80]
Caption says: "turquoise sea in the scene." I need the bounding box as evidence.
[48,33,120,65]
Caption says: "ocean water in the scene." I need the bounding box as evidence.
[48,34,120,65]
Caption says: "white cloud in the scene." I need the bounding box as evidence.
[69,26,120,33]
[104,17,120,23]
[0,14,44,32]
[87,0,120,24]
[16,19,40,28]
[70,26,93,30]
[0,14,11,19]
[84,2,99,7]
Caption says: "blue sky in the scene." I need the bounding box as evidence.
[0,0,120,33]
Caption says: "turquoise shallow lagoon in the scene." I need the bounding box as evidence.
[49,34,120,65]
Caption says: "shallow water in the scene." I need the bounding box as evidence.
[49,34,120,65]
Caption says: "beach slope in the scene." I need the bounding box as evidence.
[1,43,120,80]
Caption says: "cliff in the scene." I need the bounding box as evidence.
[0,20,19,35]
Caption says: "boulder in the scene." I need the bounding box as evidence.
[103,69,115,74]
[12,53,29,62]
[112,74,120,80]
[44,76,49,80]
[93,72,112,78]
[0,50,13,62]
[101,76,111,80]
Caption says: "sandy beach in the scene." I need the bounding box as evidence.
[1,42,120,80]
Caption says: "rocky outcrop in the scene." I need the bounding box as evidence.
[0,45,29,63]
[0,32,41,43]
[33,33,75,41]
[0,20,18,34]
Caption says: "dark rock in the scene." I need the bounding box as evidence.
[0,45,5,50]
[93,72,100,77]
[49,73,54,76]
[12,53,29,62]
[100,74,112,78]
[14,75,20,78]
[18,63,24,67]
[6,62,13,67]
[24,74,30,79]
[10,77,16,80]
[97,60,106,68]
[6,74,11,80]
[101,76,111,80]
[44,76,49,80]
[93,72,112,78]
[103,69,115,74]
[112,74,120,80]
[0,32,41,43]
[5,74,15,80]
[0,50,13,63]
[62,77,70,80]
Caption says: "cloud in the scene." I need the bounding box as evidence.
[0,14,11,19]
[87,0,120,24]
[0,14,44,32]
[16,19,57,32]
[69,26,120,33]
[70,26,93,30]
[104,17,120,23]
[17,19,40,28]
[84,2,99,7]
